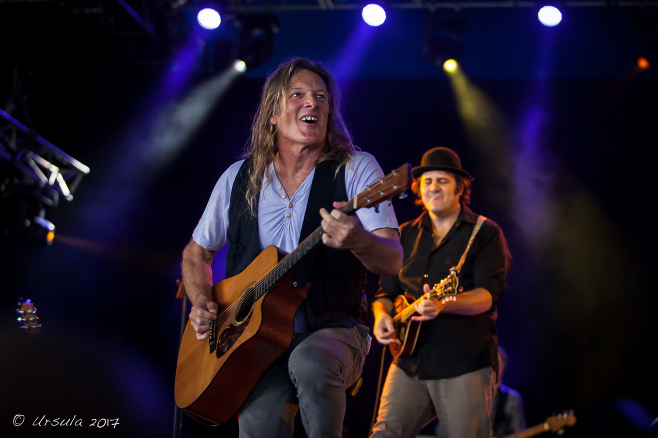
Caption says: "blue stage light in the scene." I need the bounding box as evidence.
[197,8,221,30]
[538,6,562,27]
[362,4,386,27]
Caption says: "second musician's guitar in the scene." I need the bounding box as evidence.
[389,270,460,358]
[175,163,411,425]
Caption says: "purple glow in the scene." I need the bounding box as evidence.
[330,20,378,80]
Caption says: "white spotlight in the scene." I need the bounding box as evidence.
[197,8,221,30]
[233,59,247,73]
[362,4,386,27]
[538,6,562,27]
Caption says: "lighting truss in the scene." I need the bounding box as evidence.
[0,108,90,204]
[216,0,658,12]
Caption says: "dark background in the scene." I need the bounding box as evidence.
[1,1,657,437]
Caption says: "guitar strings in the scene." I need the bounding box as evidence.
[209,172,397,334]
[210,198,358,333]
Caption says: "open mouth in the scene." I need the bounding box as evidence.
[300,115,318,124]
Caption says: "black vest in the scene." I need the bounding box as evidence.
[226,158,368,329]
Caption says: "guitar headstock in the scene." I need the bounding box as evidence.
[343,163,411,213]
[16,298,41,333]
[429,270,460,300]
[545,410,577,432]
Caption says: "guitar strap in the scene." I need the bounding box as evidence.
[451,215,487,275]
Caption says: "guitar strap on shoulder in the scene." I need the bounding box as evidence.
[451,215,487,275]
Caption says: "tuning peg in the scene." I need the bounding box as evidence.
[398,192,408,200]
[374,205,380,213]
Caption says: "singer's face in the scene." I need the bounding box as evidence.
[270,69,330,152]
[419,170,462,216]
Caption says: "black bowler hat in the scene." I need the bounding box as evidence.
[411,147,472,180]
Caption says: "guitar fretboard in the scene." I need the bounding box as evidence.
[249,200,356,301]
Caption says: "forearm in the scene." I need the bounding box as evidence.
[181,240,216,306]
[351,228,402,277]
[372,298,394,320]
[440,287,493,316]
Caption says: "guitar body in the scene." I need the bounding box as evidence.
[389,294,423,358]
[388,270,461,359]
[174,245,307,424]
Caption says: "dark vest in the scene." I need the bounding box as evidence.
[226,158,368,329]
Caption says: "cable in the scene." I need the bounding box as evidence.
[369,344,388,435]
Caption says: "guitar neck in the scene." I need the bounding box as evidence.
[503,412,577,438]
[392,273,458,323]
[249,163,411,303]
[392,296,423,323]
[250,199,355,301]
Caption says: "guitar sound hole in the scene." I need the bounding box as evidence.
[216,323,249,358]
[235,292,254,323]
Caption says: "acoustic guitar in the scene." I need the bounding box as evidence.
[501,411,577,438]
[389,269,460,358]
[175,163,411,425]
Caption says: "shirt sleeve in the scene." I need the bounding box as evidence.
[373,219,410,303]
[472,221,512,307]
[192,160,244,250]
[345,151,400,233]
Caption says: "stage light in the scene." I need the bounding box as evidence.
[197,8,221,30]
[362,4,386,27]
[31,216,56,246]
[443,59,459,74]
[235,13,279,71]
[538,6,562,27]
[423,11,465,72]
[636,56,651,71]
[633,13,657,75]
[233,59,247,73]
[0,193,57,247]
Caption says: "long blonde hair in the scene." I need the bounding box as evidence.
[242,57,355,215]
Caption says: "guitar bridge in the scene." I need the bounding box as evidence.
[208,319,217,354]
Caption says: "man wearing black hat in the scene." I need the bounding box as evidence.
[370,147,512,438]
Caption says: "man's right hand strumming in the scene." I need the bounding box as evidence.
[189,299,218,341]
[372,300,400,346]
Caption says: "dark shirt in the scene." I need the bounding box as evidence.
[375,206,512,380]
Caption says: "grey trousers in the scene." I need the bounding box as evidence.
[238,324,371,438]
[371,364,495,438]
